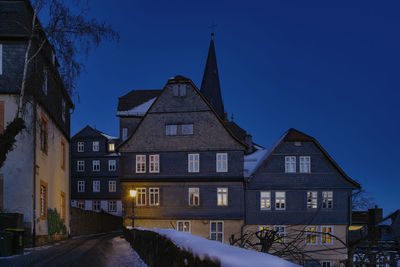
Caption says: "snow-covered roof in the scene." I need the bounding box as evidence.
[100,133,118,140]
[378,217,392,226]
[244,145,270,178]
[138,227,299,267]
[116,97,156,117]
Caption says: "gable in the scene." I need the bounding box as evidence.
[72,126,106,139]
[118,77,247,152]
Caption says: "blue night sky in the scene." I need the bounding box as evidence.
[70,1,400,215]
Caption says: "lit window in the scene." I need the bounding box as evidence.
[177,221,190,232]
[93,200,101,211]
[273,225,286,243]
[42,68,48,95]
[260,191,271,210]
[108,160,116,171]
[61,99,66,122]
[93,160,100,171]
[109,180,116,192]
[136,155,146,173]
[149,155,159,173]
[77,200,85,209]
[77,142,84,152]
[321,226,333,245]
[210,221,224,242]
[285,156,296,173]
[188,154,199,172]
[108,200,117,212]
[275,192,286,210]
[322,191,333,209]
[93,180,100,192]
[149,188,160,206]
[109,143,115,151]
[181,124,193,135]
[189,188,199,206]
[306,226,318,245]
[122,128,128,141]
[136,188,146,206]
[217,187,228,206]
[166,124,178,136]
[77,181,85,192]
[307,191,317,209]
[77,160,85,172]
[216,153,228,172]
[259,225,271,238]
[300,156,311,173]
[93,141,99,152]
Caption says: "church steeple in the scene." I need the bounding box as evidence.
[200,33,225,120]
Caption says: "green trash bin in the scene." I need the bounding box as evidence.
[0,231,13,257]
[5,228,24,254]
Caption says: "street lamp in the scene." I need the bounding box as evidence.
[129,189,137,227]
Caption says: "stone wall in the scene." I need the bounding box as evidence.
[70,207,122,236]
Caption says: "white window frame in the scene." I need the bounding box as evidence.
[273,225,286,243]
[179,84,186,96]
[299,156,311,173]
[285,156,296,173]
[322,191,333,209]
[122,128,128,141]
[305,226,318,245]
[109,180,116,192]
[136,188,146,206]
[181,124,194,135]
[260,191,271,210]
[108,200,117,212]
[321,226,334,245]
[188,153,199,173]
[149,188,160,206]
[136,155,146,173]
[77,181,85,193]
[210,221,224,242]
[0,44,2,75]
[93,200,101,211]
[93,141,99,152]
[77,142,84,152]
[216,153,228,172]
[321,261,332,267]
[307,191,318,209]
[108,160,116,171]
[61,99,66,122]
[149,154,159,173]
[188,187,200,206]
[93,180,100,192]
[217,187,228,206]
[177,221,190,232]
[165,124,178,136]
[77,160,85,172]
[92,160,100,172]
[275,192,286,210]
[77,200,85,209]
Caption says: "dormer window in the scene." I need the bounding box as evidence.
[109,143,115,152]
[172,84,186,97]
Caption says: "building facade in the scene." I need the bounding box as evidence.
[70,126,122,216]
[0,0,73,244]
[117,36,361,266]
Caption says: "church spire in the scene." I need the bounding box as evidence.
[200,33,225,120]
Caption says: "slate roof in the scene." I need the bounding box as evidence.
[72,125,118,141]
[245,128,361,188]
[224,121,247,142]
[200,36,225,120]
[117,89,162,116]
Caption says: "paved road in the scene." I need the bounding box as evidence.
[0,232,148,267]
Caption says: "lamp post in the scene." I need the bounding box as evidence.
[129,189,137,227]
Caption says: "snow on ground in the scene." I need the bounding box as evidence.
[0,252,31,259]
[106,236,148,267]
[137,227,299,267]
[116,97,156,116]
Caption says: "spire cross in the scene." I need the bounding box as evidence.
[209,23,217,37]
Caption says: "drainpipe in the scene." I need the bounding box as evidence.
[32,100,37,247]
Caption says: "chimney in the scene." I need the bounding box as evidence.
[245,134,254,154]
[368,206,383,240]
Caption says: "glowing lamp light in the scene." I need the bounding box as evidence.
[129,189,137,197]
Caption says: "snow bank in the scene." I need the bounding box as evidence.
[137,227,299,267]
